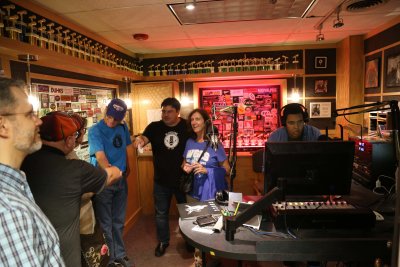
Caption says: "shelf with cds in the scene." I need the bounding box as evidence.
[368,111,388,134]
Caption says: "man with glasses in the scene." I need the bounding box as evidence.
[268,103,320,142]
[21,111,123,267]
[0,78,65,266]
[88,98,133,267]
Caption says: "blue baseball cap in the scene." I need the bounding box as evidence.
[106,98,127,121]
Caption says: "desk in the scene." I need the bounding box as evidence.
[179,213,393,264]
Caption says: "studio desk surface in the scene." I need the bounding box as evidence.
[179,183,394,262]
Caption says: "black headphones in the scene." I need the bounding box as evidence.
[215,190,229,206]
[279,103,309,126]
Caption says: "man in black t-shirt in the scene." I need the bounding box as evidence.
[21,111,122,267]
[134,97,189,257]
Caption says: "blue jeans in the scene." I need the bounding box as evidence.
[94,176,128,262]
[154,182,186,244]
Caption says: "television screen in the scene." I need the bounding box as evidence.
[264,141,355,196]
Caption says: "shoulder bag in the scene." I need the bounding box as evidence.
[179,141,210,193]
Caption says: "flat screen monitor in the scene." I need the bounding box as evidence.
[264,141,355,196]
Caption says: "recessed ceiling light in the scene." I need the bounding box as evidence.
[185,0,196,10]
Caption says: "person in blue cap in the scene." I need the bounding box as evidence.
[89,98,133,267]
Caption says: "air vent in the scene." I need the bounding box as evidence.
[346,0,389,12]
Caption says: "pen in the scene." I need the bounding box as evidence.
[234,202,240,216]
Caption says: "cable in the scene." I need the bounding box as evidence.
[343,114,363,138]
[377,174,395,182]
[372,175,396,196]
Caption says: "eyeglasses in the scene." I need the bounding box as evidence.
[0,110,38,119]
[73,131,80,139]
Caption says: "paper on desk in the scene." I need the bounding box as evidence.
[228,192,242,212]
[192,225,214,234]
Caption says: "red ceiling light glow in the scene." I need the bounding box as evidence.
[133,33,149,41]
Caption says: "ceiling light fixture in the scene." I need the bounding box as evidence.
[185,0,196,10]
[333,6,344,28]
[180,78,193,106]
[290,74,300,103]
[316,24,324,42]
[313,0,347,34]
[18,54,40,111]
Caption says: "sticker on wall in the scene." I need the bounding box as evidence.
[71,95,79,102]
[203,90,221,96]
[37,85,49,93]
[81,103,91,110]
[71,103,81,110]
[50,87,64,94]
[230,89,244,96]
[61,95,71,101]
[80,89,92,95]
[40,94,49,108]
[86,95,97,103]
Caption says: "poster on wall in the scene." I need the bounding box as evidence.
[32,83,115,162]
[365,58,380,88]
[200,86,280,151]
[386,53,400,87]
[309,102,331,118]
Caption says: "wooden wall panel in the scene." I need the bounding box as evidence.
[336,35,365,139]
[137,156,154,215]
[124,144,142,233]
[132,81,178,135]
[0,54,12,78]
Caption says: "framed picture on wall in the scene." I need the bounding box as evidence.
[386,52,400,87]
[315,57,327,69]
[314,79,328,93]
[309,102,331,118]
[365,58,380,88]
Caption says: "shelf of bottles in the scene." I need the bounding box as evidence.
[146,54,300,77]
[0,2,143,76]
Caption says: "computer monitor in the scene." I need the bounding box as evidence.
[264,141,355,196]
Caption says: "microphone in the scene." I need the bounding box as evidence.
[211,104,217,120]
[206,122,219,151]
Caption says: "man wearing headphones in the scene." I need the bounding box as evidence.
[268,103,320,142]
[267,103,321,267]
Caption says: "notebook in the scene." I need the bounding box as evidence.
[177,201,221,219]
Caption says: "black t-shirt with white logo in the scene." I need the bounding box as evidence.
[143,118,189,187]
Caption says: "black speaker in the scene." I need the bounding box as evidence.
[215,190,229,206]
[279,103,309,126]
